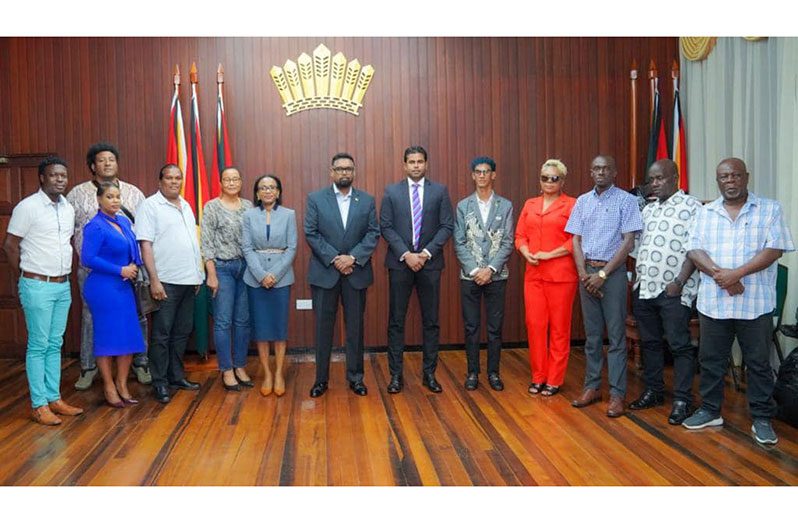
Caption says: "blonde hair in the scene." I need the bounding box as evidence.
[540,158,567,178]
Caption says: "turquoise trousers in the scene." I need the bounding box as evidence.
[18,277,71,408]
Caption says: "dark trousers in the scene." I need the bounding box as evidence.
[632,289,695,402]
[387,268,441,376]
[311,279,367,384]
[460,278,506,375]
[579,265,628,398]
[149,283,195,388]
[698,312,776,419]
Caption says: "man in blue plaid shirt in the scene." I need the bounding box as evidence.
[566,155,643,418]
[684,157,794,445]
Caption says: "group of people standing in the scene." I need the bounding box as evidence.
[4,143,793,446]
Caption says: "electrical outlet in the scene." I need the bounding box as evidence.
[296,299,313,310]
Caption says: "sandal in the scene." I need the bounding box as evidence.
[528,382,544,394]
[541,385,560,397]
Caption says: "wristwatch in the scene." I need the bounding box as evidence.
[598,270,607,280]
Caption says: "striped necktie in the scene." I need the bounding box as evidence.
[411,183,422,251]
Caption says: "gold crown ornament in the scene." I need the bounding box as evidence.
[270,44,375,116]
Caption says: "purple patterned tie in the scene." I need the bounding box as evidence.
[411,183,422,251]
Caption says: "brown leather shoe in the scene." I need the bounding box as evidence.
[49,399,84,416]
[571,388,602,408]
[32,405,62,426]
[607,395,626,418]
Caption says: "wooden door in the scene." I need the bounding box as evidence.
[0,154,81,358]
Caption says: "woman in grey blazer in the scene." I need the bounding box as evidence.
[242,175,297,397]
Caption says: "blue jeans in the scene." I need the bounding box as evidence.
[212,259,250,371]
[18,277,72,408]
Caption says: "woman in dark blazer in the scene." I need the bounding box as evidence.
[242,175,297,397]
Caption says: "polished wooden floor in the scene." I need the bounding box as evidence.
[0,347,796,486]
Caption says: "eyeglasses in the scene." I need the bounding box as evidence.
[540,175,562,183]
[257,185,278,192]
[473,169,493,176]
[221,177,242,184]
[591,165,612,173]
[332,167,354,174]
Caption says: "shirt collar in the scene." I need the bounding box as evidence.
[475,191,494,205]
[652,189,685,208]
[707,191,759,214]
[407,177,425,187]
[36,188,66,207]
[155,190,186,208]
[333,183,352,199]
[591,184,616,197]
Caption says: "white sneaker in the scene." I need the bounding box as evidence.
[74,367,98,391]
[682,408,724,429]
[751,419,778,445]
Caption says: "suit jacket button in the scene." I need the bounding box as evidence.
[267,257,271,262]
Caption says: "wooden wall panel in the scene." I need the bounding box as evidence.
[0,37,679,351]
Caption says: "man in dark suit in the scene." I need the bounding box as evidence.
[304,152,380,397]
[380,145,454,393]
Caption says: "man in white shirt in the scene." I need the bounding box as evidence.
[630,159,701,425]
[136,164,204,404]
[3,157,84,426]
[67,142,150,390]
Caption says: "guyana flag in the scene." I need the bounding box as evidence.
[647,76,669,170]
[186,63,211,357]
[671,77,689,191]
[167,73,187,180]
[210,66,232,199]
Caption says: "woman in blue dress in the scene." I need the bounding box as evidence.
[81,182,146,408]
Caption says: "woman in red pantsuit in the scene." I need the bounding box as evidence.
[515,159,578,396]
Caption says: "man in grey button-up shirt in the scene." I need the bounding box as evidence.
[136,164,203,404]
[453,156,514,392]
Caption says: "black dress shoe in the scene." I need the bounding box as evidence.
[387,374,403,394]
[422,373,443,393]
[154,385,171,404]
[349,381,368,396]
[668,400,692,425]
[223,380,241,392]
[234,370,255,388]
[488,372,504,391]
[629,389,664,410]
[169,378,200,391]
[310,382,328,398]
[464,373,478,391]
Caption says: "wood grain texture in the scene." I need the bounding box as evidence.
[0,348,795,486]
[0,37,679,351]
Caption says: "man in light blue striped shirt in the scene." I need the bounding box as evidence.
[684,157,794,445]
[565,155,642,418]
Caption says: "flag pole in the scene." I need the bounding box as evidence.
[648,59,657,129]
[629,60,638,188]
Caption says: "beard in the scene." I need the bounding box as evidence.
[335,177,353,188]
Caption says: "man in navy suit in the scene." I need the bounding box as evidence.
[304,152,380,397]
[380,145,454,393]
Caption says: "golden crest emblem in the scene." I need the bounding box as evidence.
[270,44,375,116]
